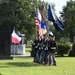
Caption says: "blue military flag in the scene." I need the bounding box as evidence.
[53,18,64,31]
[41,21,47,35]
[48,4,64,31]
[41,21,47,29]
[48,5,56,22]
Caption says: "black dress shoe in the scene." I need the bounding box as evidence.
[53,64,57,66]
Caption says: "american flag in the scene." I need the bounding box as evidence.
[35,17,40,27]
[35,9,43,37]
[35,9,42,27]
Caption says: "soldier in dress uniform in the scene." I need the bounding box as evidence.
[33,37,39,62]
[39,35,48,64]
[46,32,57,66]
[43,38,48,64]
[46,33,52,65]
[48,35,57,66]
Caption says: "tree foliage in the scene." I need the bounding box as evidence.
[61,0,75,42]
[0,0,36,40]
[0,0,57,40]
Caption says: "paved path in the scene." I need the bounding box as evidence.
[11,53,31,57]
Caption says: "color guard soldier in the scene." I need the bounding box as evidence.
[48,35,57,66]
[33,37,39,62]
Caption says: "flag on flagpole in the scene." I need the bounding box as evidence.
[53,18,64,31]
[41,21,47,34]
[38,28,43,37]
[48,4,64,31]
[48,5,56,22]
[41,21,47,29]
[35,9,43,37]
[11,30,21,44]
[42,29,47,35]
[41,5,45,19]
[35,9,42,27]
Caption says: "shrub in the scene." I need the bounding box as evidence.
[68,43,75,57]
[31,43,72,57]
[57,43,71,56]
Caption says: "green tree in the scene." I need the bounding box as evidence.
[0,0,55,40]
[61,0,75,42]
[0,0,36,40]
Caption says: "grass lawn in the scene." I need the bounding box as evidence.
[0,56,75,75]
[0,45,75,75]
[25,45,31,54]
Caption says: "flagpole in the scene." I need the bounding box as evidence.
[14,43,15,55]
[35,0,38,37]
[42,0,48,37]
[13,26,15,55]
[47,3,50,36]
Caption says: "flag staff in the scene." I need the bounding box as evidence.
[42,0,48,36]
[35,0,39,37]
[13,27,16,55]
[14,43,16,55]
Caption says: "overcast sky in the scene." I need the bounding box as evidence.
[43,0,70,17]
